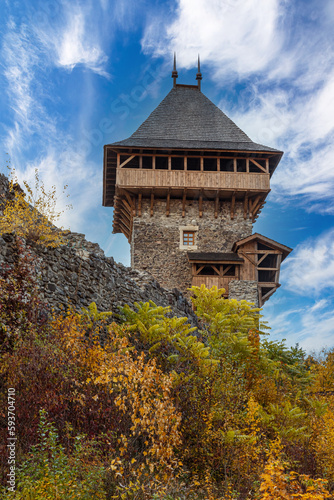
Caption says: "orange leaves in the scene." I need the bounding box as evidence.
[259,439,331,500]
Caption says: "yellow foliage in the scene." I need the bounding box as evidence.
[0,168,71,247]
[50,310,182,496]
[312,398,334,485]
[259,439,331,499]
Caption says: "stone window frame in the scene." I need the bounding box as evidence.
[179,225,198,250]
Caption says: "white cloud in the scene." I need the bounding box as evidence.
[54,10,109,77]
[263,296,334,351]
[14,148,102,231]
[226,69,334,212]
[142,0,283,79]
[281,229,334,295]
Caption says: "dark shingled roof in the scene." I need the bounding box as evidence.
[109,85,281,153]
[187,252,244,262]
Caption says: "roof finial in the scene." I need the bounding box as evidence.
[172,52,178,88]
[196,54,202,91]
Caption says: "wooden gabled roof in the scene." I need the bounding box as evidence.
[232,233,292,261]
[108,85,283,157]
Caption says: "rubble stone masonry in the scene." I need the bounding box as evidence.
[131,197,253,293]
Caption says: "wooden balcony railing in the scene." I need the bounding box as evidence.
[116,169,270,192]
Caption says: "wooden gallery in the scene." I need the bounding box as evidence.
[103,60,292,307]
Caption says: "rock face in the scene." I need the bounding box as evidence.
[0,173,197,325]
[131,197,253,295]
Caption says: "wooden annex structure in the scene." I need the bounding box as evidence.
[103,58,292,306]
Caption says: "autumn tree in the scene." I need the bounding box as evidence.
[0,167,71,247]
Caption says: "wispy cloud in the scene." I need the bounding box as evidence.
[33,2,110,78]
[263,295,334,351]
[281,229,334,295]
[226,71,334,212]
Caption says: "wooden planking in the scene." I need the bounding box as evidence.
[116,169,270,192]
[192,275,236,295]
[239,242,257,280]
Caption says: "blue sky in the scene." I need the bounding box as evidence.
[1,0,334,352]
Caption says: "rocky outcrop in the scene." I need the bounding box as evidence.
[0,173,197,325]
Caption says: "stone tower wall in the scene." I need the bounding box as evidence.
[131,198,253,293]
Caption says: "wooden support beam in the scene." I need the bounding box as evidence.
[233,158,237,172]
[217,158,220,171]
[199,190,203,218]
[276,254,282,282]
[150,192,154,217]
[119,155,135,168]
[117,153,120,168]
[221,265,232,276]
[184,157,187,171]
[258,267,279,271]
[243,192,249,220]
[246,158,249,173]
[195,265,205,275]
[152,156,156,169]
[122,198,132,215]
[166,189,171,217]
[250,158,266,173]
[119,220,130,238]
[124,192,136,216]
[249,195,261,216]
[231,192,236,220]
[214,191,219,218]
[120,207,131,222]
[138,193,142,217]
[168,156,171,170]
[182,189,187,217]
[266,158,269,173]
[260,286,278,303]
[257,251,270,266]
[212,265,220,275]
[200,157,204,171]
[239,251,257,266]
[139,156,142,169]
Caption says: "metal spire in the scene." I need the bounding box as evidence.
[196,54,202,91]
[172,52,178,88]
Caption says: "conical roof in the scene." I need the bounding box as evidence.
[110,85,281,153]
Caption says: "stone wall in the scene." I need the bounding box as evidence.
[0,174,197,325]
[229,280,259,306]
[131,198,253,293]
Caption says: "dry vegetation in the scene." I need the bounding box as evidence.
[1,175,334,499]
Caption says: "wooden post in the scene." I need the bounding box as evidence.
[182,189,187,217]
[199,190,203,218]
[138,193,142,217]
[214,191,219,218]
[231,192,235,220]
[168,156,171,170]
[150,193,154,216]
[152,156,156,169]
[217,157,220,171]
[184,157,187,171]
[243,192,248,220]
[166,189,171,217]
[200,157,204,171]
[139,156,143,169]
[233,158,237,172]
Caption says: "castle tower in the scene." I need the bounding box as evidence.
[103,62,292,306]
